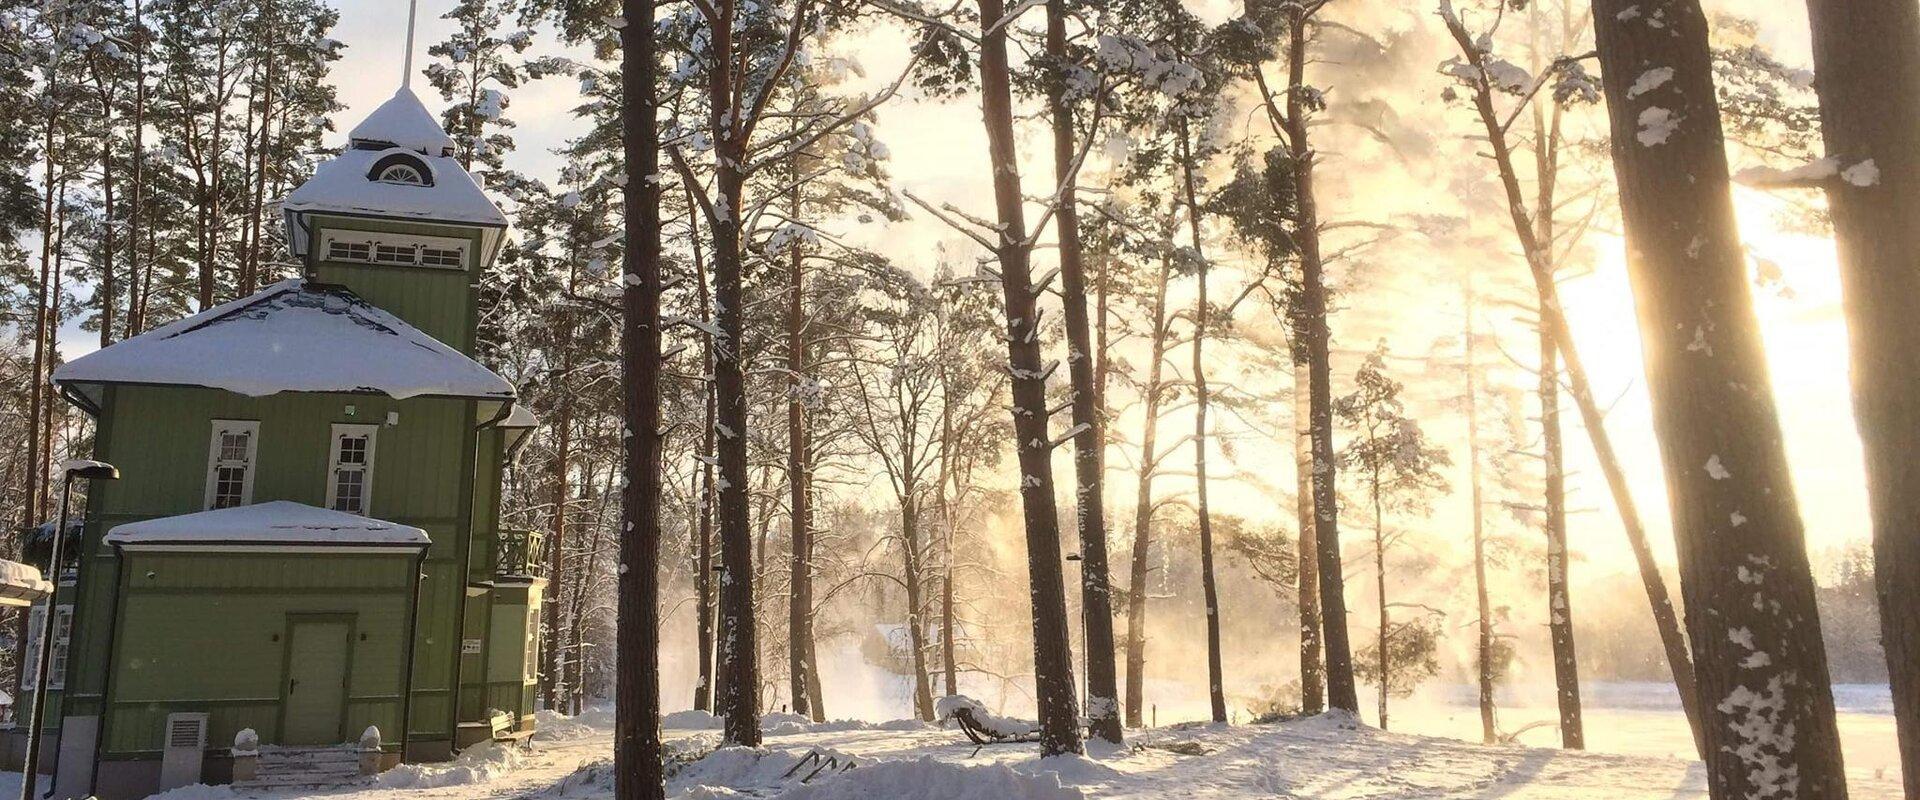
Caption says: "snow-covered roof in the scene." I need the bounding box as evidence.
[54,280,515,401]
[348,87,456,156]
[282,146,507,227]
[502,404,538,428]
[105,501,431,547]
[0,559,51,607]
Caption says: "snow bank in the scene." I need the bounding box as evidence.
[775,756,1084,800]
[661,708,933,736]
[142,785,241,800]
[378,740,523,789]
[536,703,617,743]
[536,710,602,743]
[546,747,817,798]
[935,695,1037,738]
[663,709,725,730]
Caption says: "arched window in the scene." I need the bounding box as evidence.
[376,163,426,185]
[366,152,435,187]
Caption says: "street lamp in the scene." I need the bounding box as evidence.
[20,461,117,800]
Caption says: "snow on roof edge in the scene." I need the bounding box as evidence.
[105,501,431,547]
[53,280,515,401]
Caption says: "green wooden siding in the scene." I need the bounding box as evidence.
[103,551,416,755]
[50,184,536,770]
[56,384,501,753]
[305,215,485,353]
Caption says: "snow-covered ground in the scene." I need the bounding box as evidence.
[98,686,1901,800]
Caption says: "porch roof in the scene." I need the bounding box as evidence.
[105,501,431,548]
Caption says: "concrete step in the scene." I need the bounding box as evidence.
[235,746,368,790]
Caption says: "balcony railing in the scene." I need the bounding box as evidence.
[494,529,546,578]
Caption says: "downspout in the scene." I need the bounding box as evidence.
[398,544,427,762]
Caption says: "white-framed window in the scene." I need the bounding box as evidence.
[319,231,469,271]
[23,603,74,690]
[524,605,540,683]
[326,424,379,515]
[375,163,427,185]
[205,420,260,510]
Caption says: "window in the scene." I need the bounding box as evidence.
[326,424,379,515]
[365,153,435,186]
[375,163,426,185]
[327,240,371,262]
[373,243,415,264]
[23,604,74,690]
[204,420,259,510]
[524,606,540,683]
[419,246,463,268]
[318,232,468,271]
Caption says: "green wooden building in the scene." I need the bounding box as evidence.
[15,87,545,799]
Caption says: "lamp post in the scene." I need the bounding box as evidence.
[20,461,117,800]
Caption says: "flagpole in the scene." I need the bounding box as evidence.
[402,0,418,89]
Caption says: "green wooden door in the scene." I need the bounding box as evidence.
[284,620,351,744]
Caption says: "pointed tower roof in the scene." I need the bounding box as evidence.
[281,86,506,229]
[348,86,456,156]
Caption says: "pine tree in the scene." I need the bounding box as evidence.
[1437,0,1701,752]
[616,0,666,791]
[424,0,566,174]
[1336,345,1450,731]
[1801,0,1920,790]
[1589,0,1847,794]
[1041,0,1121,744]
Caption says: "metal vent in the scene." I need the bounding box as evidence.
[159,712,209,791]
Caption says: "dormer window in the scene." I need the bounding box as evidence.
[366,152,435,187]
[377,163,426,185]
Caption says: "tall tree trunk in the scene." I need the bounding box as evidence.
[201,41,229,310]
[545,272,576,710]
[708,12,761,741]
[1590,1,1847,795]
[1803,0,1920,792]
[1439,5,1703,752]
[615,0,666,790]
[785,176,815,721]
[1284,6,1359,714]
[975,0,1080,755]
[936,381,960,701]
[125,0,146,338]
[1045,0,1121,743]
[1540,326,1582,748]
[1371,471,1388,730]
[1524,13,1585,745]
[24,97,56,530]
[1179,122,1228,726]
[1465,291,1495,743]
[246,33,276,292]
[1124,253,1174,728]
[41,189,69,518]
[688,196,718,715]
[1294,352,1323,714]
[96,75,117,349]
[901,496,935,720]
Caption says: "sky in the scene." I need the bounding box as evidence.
[210,0,1871,588]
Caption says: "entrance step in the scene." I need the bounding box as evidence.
[235,745,368,789]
